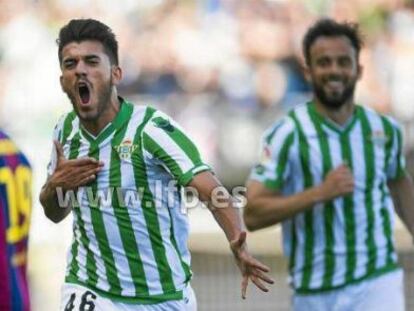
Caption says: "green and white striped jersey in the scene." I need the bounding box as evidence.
[47,98,210,303]
[250,102,405,293]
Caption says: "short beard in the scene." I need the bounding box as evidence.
[67,77,113,122]
[313,81,356,109]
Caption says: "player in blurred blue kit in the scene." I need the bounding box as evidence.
[0,130,32,311]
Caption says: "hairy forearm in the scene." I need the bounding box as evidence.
[39,181,71,223]
[388,175,414,238]
[244,186,325,231]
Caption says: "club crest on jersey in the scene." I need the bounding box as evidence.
[114,140,138,160]
[370,130,388,146]
[152,117,175,132]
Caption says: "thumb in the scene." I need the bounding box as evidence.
[335,162,350,172]
[341,161,354,173]
[54,140,65,164]
[337,162,348,169]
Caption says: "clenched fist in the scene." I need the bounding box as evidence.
[318,163,354,202]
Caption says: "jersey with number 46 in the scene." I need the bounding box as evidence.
[48,99,210,304]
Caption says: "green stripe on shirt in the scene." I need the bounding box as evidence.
[290,110,314,289]
[61,112,76,145]
[340,132,357,283]
[264,132,295,190]
[380,116,397,265]
[67,133,99,286]
[358,109,378,275]
[109,105,150,296]
[308,106,336,288]
[133,107,177,294]
[87,141,122,294]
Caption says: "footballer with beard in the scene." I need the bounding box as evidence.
[39,19,273,310]
[245,18,414,311]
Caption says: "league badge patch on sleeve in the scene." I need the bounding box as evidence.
[152,117,175,132]
[260,146,272,163]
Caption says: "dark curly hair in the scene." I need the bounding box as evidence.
[57,19,119,66]
[303,19,363,65]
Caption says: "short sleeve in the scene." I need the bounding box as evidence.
[386,118,406,180]
[142,110,211,186]
[249,117,296,191]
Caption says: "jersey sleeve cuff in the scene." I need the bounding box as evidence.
[178,164,212,186]
[263,179,283,190]
[249,175,283,191]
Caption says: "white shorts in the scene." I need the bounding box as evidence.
[293,270,405,311]
[60,282,197,311]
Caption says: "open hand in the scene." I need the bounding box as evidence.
[230,231,274,299]
[49,140,104,191]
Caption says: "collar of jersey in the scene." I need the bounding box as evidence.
[79,97,132,145]
[308,101,360,135]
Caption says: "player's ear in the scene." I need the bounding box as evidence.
[59,75,64,91]
[303,63,311,83]
[357,64,363,80]
[111,66,122,86]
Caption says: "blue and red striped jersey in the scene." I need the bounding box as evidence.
[0,130,32,311]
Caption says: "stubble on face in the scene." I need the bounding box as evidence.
[60,41,119,130]
[308,36,360,110]
[311,74,357,109]
[66,76,113,122]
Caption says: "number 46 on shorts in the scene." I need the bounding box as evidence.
[60,283,99,311]
[64,291,97,311]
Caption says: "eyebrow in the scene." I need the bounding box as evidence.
[62,54,100,62]
[84,55,100,61]
[316,53,352,60]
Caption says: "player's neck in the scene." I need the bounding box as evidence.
[313,98,355,126]
[81,93,121,137]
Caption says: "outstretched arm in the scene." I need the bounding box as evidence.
[188,171,274,299]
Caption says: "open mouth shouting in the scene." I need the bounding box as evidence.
[77,81,91,106]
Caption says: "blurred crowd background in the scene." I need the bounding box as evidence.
[0,0,414,310]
